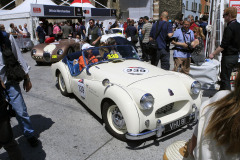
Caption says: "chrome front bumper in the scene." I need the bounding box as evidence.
[125,106,198,140]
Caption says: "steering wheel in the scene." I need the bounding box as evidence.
[88,58,98,64]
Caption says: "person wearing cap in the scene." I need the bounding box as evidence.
[78,45,98,71]
[36,21,46,43]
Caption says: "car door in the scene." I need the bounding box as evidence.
[71,68,104,117]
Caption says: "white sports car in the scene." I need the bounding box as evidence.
[101,28,125,43]
[51,45,202,141]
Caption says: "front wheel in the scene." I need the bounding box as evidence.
[102,101,127,141]
[57,72,69,96]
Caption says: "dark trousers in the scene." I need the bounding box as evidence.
[142,43,149,61]
[220,55,239,90]
[151,48,170,70]
[0,119,23,160]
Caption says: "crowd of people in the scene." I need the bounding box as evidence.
[0,6,239,160]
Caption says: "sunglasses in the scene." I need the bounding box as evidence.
[223,13,228,17]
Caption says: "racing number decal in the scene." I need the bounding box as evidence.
[78,79,85,99]
[52,55,57,58]
[124,67,149,75]
[107,53,119,59]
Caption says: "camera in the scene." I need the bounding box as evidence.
[169,37,179,42]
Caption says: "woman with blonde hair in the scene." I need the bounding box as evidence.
[189,65,240,159]
[164,66,240,159]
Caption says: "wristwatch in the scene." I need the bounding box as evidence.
[24,77,30,82]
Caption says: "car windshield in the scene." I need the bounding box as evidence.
[109,29,123,34]
[82,45,139,67]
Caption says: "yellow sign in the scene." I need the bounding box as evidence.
[52,55,57,58]
[107,53,119,59]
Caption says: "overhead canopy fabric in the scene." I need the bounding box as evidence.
[70,0,95,8]
[0,0,57,15]
[72,0,91,3]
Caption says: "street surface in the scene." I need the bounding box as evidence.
[0,49,210,160]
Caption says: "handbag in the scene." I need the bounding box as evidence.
[2,47,26,82]
[131,35,138,44]
[148,21,166,50]
[163,140,194,160]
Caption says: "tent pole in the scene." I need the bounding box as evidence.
[0,0,16,10]
[92,0,108,8]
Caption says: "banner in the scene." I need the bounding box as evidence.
[75,7,83,16]
[44,5,74,17]
[91,8,111,16]
[229,0,240,22]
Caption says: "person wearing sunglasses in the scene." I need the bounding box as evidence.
[209,7,240,90]
[87,19,102,47]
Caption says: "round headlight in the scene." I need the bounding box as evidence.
[31,49,36,55]
[191,81,201,95]
[57,49,63,55]
[140,93,154,110]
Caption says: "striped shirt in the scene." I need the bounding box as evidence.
[142,22,152,43]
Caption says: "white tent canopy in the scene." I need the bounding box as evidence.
[0,0,57,16]
[0,0,57,40]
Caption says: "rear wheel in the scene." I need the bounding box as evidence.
[57,72,69,96]
[102,101,127,141]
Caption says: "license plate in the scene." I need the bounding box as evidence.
[52,55,57,58]
[164,115,193,133]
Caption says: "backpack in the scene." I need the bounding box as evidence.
[1,33,26,82]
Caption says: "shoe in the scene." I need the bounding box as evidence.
[27,136,39,147]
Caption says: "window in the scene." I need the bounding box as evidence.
[186,1,188,10]
[192,2,197,12]
[199,4,202,13]
[204,5,209,13]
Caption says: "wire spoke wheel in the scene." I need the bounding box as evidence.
[103,102,127,141]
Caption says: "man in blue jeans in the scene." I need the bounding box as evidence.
[149,11,173,70]
[0,29,39,147]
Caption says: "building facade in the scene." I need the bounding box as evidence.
[183,0,200,19]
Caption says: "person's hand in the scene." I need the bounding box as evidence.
[23,79,32,92]
[209,53,214,59]
[92,40,96,45]
[171,40,177,45]
[0,80,5,89]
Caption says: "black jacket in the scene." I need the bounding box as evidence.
[220,20,240,56]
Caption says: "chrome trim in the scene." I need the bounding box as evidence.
[125,119,165,140]
[126,113,196,140]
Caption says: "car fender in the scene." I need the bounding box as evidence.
[51,61,73,94]
[102,84,141,134]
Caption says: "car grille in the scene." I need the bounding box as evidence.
[32,56,43,59]
[43,52,51,62]
[155,101,188,118]
[156,103,174,115]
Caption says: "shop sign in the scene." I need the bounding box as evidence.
[44,5,74,17]
[31,4,44,17]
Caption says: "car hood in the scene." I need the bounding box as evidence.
[92,60,174,86]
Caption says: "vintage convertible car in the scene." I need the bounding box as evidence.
[51,45,202,141]
[31,38,82,65]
